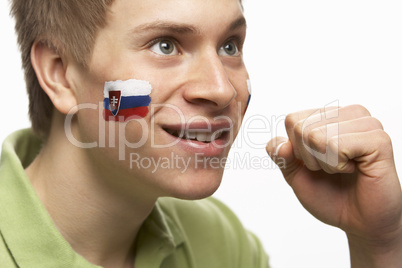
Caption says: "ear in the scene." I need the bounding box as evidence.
[31,41,78,114]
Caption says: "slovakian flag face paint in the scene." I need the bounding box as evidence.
[108,91,122,116]
[246,79,252,106]
[243,79,252,115]
[103,79,152,122]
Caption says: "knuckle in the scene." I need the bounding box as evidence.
[308,128,326,150]
[328,136,340,153]
[348,104,371,117]
[293,120,304,138]
[285,113,298,130]
[374,129,392,148]
[367,130,394,161]
[369,117,384,130]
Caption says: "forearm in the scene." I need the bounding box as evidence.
[348,233,402,268]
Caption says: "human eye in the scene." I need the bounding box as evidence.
[149,38,179,56]
[218,39,241,57]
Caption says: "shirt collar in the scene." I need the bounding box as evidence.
[134,200,185,267]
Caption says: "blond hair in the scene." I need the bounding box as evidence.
[11,0,114,137]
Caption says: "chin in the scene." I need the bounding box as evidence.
[164,168,225,200]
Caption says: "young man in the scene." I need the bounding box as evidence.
[0,0,401,268]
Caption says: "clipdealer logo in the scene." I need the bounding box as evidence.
[63,100,340,169]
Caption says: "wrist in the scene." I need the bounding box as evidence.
[347,230,402,268]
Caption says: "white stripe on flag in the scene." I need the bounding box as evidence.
[104,79,153,97]
[247,79,252,95]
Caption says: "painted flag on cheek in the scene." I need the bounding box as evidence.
[108,90,121,116]
[103,79,152,122]
[243,79,252,115]
[246,79,252,106]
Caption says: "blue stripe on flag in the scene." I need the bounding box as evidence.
[104,95,151,110]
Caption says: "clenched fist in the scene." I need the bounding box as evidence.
[267,105,402,267]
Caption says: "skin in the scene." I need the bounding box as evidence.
[24,0,402,267]
[27,0,248,267]
[267,105,402,267]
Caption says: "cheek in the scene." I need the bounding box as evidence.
[71,67,105,109]
[232,77,251,114]
[72,82,151,148]
[69,77,105,144]
[75,109,153,164]
[139,76,183,110]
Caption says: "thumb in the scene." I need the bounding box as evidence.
[266,137,300,179]
[266,136,291,163]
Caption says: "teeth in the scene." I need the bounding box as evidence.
[167,129,224,142]
[185,131,196,140]
[196,133,207,142]
[213,130,224,140]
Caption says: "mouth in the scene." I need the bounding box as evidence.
[161,120,233,144]
[163,128,226,143]
[160,121,233,156]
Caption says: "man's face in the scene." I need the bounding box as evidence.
[68,0,249,199]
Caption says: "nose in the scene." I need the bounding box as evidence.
[182,52,237,110]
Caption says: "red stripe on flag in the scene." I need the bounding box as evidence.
[103,107,149,122]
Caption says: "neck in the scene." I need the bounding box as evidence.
[25,114,157,268]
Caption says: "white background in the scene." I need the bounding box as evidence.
[1,1,401,267]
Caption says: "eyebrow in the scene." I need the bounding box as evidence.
[130,16,247,37]
[228,16,247,32]
[131,21,200,35]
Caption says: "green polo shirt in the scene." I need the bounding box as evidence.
[0,129,269,268]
